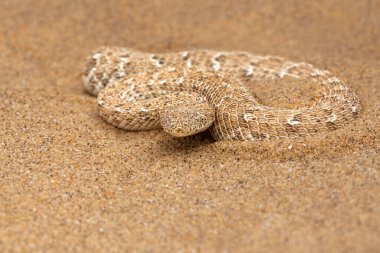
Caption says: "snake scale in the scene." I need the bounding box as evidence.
[83,47,360,141]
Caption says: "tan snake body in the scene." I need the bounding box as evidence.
[83,47,360,141]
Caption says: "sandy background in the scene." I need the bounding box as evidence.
[1,0,380,252]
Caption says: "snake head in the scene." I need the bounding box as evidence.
[160,93,215,137]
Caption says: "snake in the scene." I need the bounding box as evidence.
[82,47,360,141]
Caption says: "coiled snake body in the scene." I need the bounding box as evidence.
[83,47,360,141]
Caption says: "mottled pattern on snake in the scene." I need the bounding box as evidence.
[83,47,360,141]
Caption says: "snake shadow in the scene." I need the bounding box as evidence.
[157,131,215,154]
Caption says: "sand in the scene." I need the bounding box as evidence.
[1,0,379,252]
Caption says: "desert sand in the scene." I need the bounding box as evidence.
[1,0,379,252]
